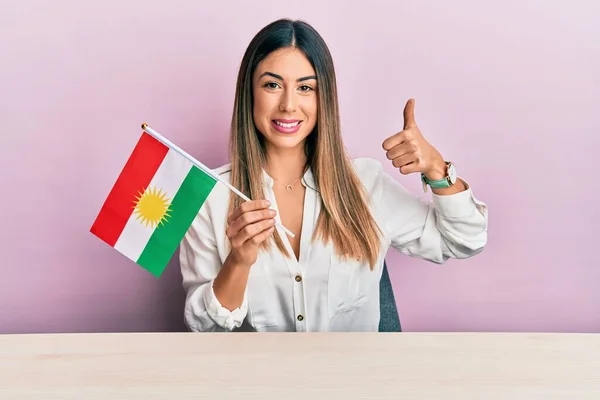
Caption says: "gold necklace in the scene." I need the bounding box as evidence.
[271,175,302,192]
[265,164,307,192]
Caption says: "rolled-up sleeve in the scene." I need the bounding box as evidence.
[179,206,248,331]
[371,160,488,263]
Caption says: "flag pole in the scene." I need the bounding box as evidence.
[141,123,295,238]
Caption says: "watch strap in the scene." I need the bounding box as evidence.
[421,162,453,191]
[421,173,451,188]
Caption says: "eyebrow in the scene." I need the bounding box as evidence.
[259,72,317,82]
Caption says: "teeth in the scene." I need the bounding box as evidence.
[275,121,300,128]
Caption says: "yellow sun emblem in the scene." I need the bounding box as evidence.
[132,186,172,228]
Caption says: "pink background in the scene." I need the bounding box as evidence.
[1,0,599,334]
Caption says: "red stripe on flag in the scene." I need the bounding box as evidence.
[90,132,169,247]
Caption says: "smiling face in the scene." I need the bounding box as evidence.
[252,47,318,152]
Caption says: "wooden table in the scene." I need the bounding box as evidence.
[1,332,599,399]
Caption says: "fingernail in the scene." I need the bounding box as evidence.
[270,209,276,216]
[265,200,271,206]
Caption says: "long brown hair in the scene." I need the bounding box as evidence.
[228,19,382,269]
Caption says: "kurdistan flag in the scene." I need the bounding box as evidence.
[90,131,217,277]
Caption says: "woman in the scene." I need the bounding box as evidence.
[179,18,488,332]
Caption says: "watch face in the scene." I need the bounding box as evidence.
[448,163,457,184]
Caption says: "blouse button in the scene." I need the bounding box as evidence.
[295,275,302,282]
[297,314,304,321]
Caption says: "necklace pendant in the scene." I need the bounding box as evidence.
[285,185,293,192]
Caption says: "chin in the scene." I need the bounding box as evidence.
[268,134,307,150]
[263,126,311,150]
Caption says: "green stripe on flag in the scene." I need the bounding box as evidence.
[137,167,217,277]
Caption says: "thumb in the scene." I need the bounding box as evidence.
[403,98,417,129]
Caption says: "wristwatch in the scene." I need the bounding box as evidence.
[421,161,457,192]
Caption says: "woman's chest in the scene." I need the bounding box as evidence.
[270,185,306,260]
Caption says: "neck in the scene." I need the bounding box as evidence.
[264,143,307,184]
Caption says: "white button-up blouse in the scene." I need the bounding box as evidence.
[179,157,488,332]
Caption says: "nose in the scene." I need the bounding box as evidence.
[279,88,297,113]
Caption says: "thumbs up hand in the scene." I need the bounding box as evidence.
[382,99,447,181]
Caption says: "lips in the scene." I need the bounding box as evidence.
[271,119,302,134]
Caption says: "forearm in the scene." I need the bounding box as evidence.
[432,178,467,196]
[212,255,252,311]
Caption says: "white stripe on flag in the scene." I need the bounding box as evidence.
[114,149,193,262]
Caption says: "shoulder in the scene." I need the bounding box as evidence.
[350,157,413,206]
[200,162,233,215]
[351,157,385,173]
[212,162,232,182]
[350,157,386,190]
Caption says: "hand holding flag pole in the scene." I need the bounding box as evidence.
[141,123,296,238]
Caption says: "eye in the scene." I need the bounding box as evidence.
[298,85,313,92]
[264,82,281,89]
